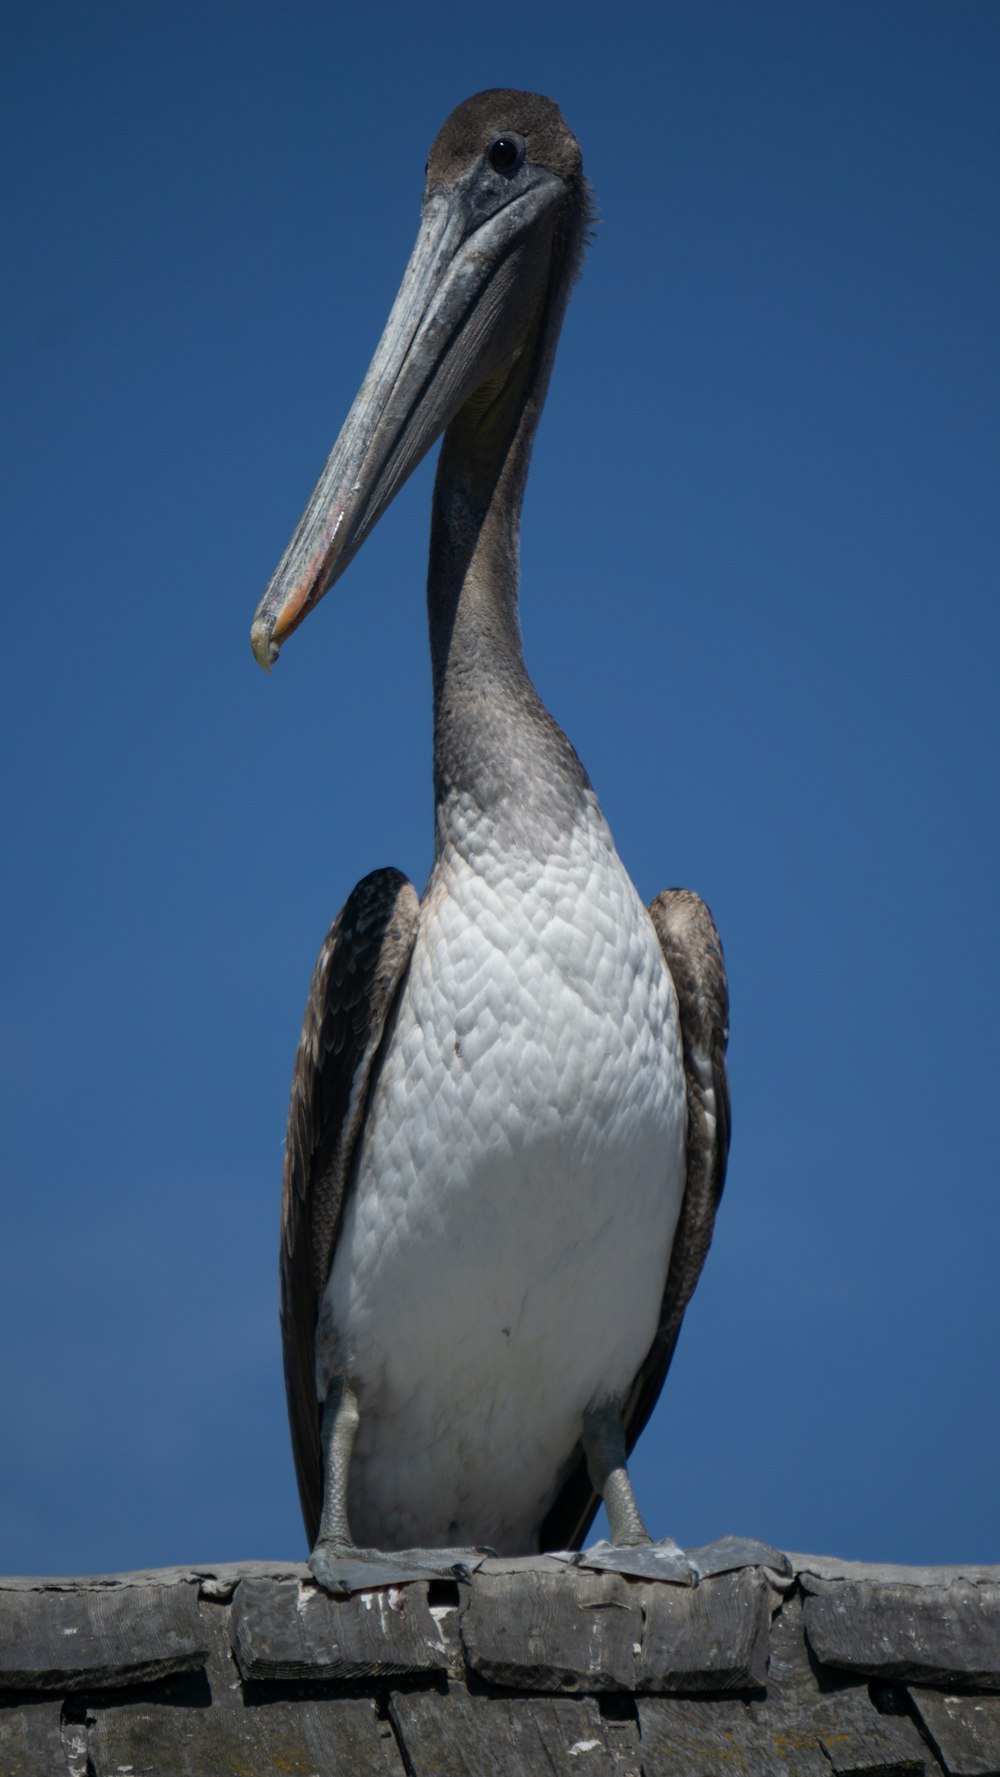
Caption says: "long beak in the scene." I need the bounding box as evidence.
[251,170,564,670]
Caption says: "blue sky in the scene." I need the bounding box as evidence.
[3,0,998,1577]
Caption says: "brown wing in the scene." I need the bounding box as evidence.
[540,888,731,1551]
[280,867,420,1548]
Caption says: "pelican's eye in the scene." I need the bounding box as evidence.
[488,134,525,175]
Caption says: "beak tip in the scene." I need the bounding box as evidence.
[250,615,280,673]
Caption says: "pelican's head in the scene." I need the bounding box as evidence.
[250,90,587,670]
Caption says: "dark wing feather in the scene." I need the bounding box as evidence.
[280,867,420,1548]
[540,888,731,1551]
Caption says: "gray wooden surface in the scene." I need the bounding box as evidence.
[752,1593,926,1773]
[460,1568,639,1690]
[790,1557,1000,1589]
[231,1575,447,1680]
[0,1560,309,1593]
[909,1688,1000,1777]
[0,1699,73,1777]
[0,1580,207,1691]
[803,1577,1000,1688]
[639,1695,832,1776]
[2,1549,998,1774]
[89,1696,404,1777]
[638,1568,772,1692]
[390,1688,641,1776]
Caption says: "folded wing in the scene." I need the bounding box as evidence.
[280,868,420,1545]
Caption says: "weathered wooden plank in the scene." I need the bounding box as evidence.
[0,1561,311,1594]
[3,1553,996,1592]
[477,1555,579,1578]
[752,1595,928,1774]
[638,1695,831,1776]
[638,1569,772,1692]
[762,1680,928,1776]
[790,1560,1000,1590]
[90,1695,404,1776]
[390,1684,641,1775]
[908,1686,1000,1777]
[0,1701,74,1776]
[459,1569,638,1691]
[750,1590,821,1707]
[804,1581,1000,1689]
[231,1576,446,1680]
[807,1694,927,1776]
[0,1582,207,1691]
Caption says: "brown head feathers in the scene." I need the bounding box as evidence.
[426,89,583,191]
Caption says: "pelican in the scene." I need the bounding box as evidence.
[251,90,730,1589]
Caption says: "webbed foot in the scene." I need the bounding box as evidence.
[308,1539,495,1596]
[685,1534,793,1581]
[573,1535,700,1584]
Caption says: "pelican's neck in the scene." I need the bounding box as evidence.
[428,253,590,858]
[428,373,536,721]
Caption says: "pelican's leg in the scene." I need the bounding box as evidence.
[314,1376,359,1551]
[579,1401,705,1583]
[308,1376,496,1596]
[577,1404,785,1585]
[582,1401,651,1546]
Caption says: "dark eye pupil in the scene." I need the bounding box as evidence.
[489,136,520,173]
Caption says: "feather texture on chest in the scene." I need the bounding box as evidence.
[318,800,688,1551]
